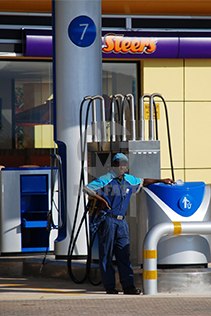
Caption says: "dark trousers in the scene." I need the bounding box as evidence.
[98,216,134,291]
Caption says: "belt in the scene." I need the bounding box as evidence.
[107,213,125,220]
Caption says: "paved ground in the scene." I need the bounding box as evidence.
[0,254,211,315]
[1,276,211,316]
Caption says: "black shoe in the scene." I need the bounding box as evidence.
[106,288,119,294]
[123,285,141,295]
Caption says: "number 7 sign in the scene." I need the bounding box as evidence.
[68,15,97,47]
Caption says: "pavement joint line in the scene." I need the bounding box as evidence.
[0,284,87,293]
[0,293,87,300]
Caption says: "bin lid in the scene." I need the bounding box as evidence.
[147,181,205,217]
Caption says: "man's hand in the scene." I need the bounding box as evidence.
[143,178,175,186]
[161,178,175,185]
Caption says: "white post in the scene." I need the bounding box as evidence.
[52,0,102,256]
[143,221,211,295]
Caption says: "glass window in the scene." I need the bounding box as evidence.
[0,60,53,150]
[103,62,138,99]
[0,60,139,167]
[102,62,139,138]
[0,60,53,167]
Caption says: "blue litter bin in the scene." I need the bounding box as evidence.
[138,180,211,267]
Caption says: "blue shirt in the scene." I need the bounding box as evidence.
[83,170,143,216]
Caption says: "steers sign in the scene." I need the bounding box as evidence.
[102,33,157,54]
[24,29,211,59]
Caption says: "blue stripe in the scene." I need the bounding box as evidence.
[87,173,114,191]
[124,173,142,186]
[87,172,142,191]
[22,247,49,252]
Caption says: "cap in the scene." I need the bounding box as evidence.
[113,153,128,163]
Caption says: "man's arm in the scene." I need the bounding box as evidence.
[94,194,111,210]
[83,183,111,210]
[143,178,175,187]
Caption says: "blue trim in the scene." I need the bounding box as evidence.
[22,247,49,252]
[54,141,67,240]
[22,220,48,228]
[2,167,51,171]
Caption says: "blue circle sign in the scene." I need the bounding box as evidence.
[178,194,194,212]
[68,15,97,47]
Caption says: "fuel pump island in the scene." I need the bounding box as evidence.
[1,0,211,295]
[55,92,211,294]
[1,92,211,294]
[51,0,211,294]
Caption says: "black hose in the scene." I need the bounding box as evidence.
[67,97,101,285]
[39,230,51,273]
[67,98,92,283]
[49,154,66,230]
[162,99,175,181]
[152,94,175,181]
[153,100,158,140]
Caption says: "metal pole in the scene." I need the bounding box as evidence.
[114,94,124,141]
[110,96,117,142]
[91,99,98,142]
[139,94,151,140]
[149,95,155,140]
[92,95,107,143]
[125,94,136,141]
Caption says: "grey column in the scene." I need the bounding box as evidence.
[53,0,102,256]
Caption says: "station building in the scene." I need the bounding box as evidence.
[0,1,211,184]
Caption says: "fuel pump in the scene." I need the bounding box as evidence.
[53,92,210,285]
[66,92,163,283]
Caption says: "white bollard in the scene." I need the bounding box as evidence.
[143,221,211,295]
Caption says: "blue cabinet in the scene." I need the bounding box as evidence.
[20,174,49,252]
[0,168,58,254]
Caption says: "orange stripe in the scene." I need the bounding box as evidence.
[143,250,157,259]
[172,222,182,235]
[0,0,51,13]
[1,0,211,15]
[143,270,157,280]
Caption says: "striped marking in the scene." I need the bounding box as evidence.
[172,221,182,235]
[143,270,157,280]
[0,284,85,294]
[143,250,157,259]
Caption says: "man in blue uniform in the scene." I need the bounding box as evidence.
[83,153,174,295]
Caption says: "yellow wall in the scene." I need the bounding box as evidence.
[34,124,55,148]
[143,59,211,184]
